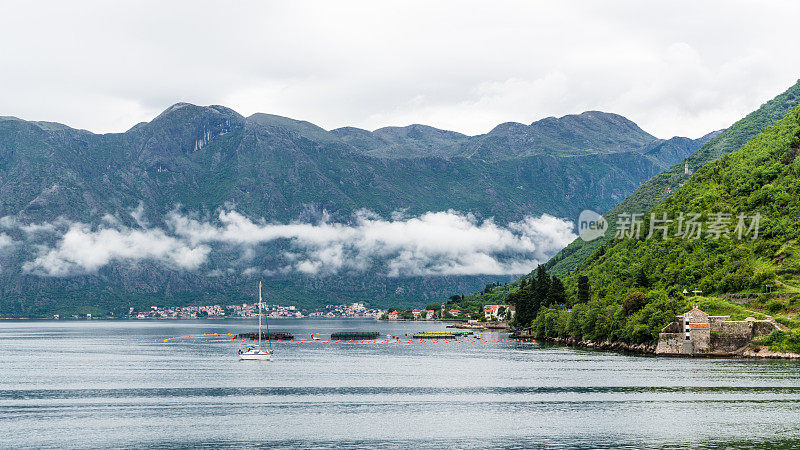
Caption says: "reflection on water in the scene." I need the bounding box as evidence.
[2,319,800,448]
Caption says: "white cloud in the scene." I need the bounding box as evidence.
[0,216,18,229]
[0,233,14,250]
[169,209,576,276]
[130,201,148,228]
[19,209,576,277]
[23,224,210,276]
[0,1,799,138]
[17,217,71,235]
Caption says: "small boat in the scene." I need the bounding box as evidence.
[238,344,272,360]
[239,281,273,361]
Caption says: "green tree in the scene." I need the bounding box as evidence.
[510,278,536,328]
[635,267,650,288]
[531,265,550,313]
[577,275,591,304]
[548,276,568,305]
[621,291,648,315]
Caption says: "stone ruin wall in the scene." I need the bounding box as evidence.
[692,328,711,352]
[655,313,778,355]
[655,332,683,354]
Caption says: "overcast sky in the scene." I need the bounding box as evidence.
[2,1,800,139]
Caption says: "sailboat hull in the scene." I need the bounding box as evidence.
[239,351,272,361]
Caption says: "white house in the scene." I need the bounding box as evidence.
[484,304,515,320]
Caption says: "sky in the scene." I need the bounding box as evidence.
[2,1,800,139]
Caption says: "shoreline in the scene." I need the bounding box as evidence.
[535,335,800,360]
[446,322,511,331]
[0,316,385,321]
[0,316,456,322]
[538,336,656,355]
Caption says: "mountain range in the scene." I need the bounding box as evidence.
[0,104,715,316]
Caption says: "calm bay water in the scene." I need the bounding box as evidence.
[2,319,800,448]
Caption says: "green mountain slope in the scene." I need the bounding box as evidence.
[573,105,800,299]
[545,80,800,276]
[522,104,800,345]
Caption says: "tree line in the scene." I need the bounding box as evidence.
[507,265,571,327]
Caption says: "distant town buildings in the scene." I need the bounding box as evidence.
[127,301,384,320]
[308,302,383,319]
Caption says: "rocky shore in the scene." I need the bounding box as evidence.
[525,335,800,360]
[539,336,656,355]
[740,345,800,359]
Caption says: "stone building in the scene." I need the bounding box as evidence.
[656,306,778,355]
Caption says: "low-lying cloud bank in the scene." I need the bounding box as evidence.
[23,225,210,276]
[10,209,577,277]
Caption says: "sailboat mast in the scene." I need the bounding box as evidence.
[258,281,262,351]
[263,281,273,352]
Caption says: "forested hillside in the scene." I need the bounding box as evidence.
[512,104,800,349]
[545,79,800,276]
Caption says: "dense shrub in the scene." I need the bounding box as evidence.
[756,330,800,354]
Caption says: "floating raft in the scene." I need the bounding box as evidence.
[413,331,473,338]
[237,332,294,341]
[413,331,460,339]
[330,331,381,340]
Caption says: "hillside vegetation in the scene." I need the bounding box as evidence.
[513,104,800,347]
[545,79,800,276]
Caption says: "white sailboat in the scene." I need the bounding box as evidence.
[239,281,273,360]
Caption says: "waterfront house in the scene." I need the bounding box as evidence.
[425,310,435,320]
[387,310,401,321]
[484,304,515,320]
[412,309,422,319]
[447,309,461,317]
